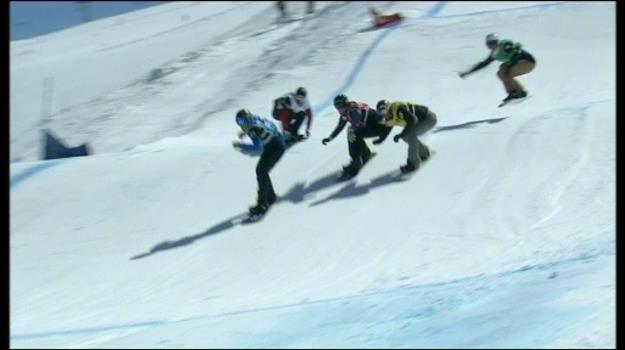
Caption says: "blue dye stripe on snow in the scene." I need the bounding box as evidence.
[10,159,67,188]
[311,25,401,116]
[424,1,448,18]
[312,1,448,116]
[11,320,168,340]
[12,239,613,341]
[311,1,571,117]
[431,2,567,19]
[11,2,447,186]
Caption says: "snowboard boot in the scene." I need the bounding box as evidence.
[400,162,418,174]
[501,93,515,104]
[419,145,431,162]
[268,193,278,206]
[512,89,527,98]
[503,89,527,103]
[361,151,377,165]
[338,163,359,180]
[249,204,268,216]
[340,166,358,178]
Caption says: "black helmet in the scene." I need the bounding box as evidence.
[376,99,390,114]
[485,33,499,46]
[333,94,348,109]
[295,87,307,98]
[235,108,251,126]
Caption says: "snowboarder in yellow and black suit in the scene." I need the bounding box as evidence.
[375,100,437,173]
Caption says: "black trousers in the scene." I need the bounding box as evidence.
[347,124,392,170]
[256,139,285,206]
[287,111,306,135]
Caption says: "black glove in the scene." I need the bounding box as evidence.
[322,137,331,145]
[393,134,402,143]
[372,138,384,145]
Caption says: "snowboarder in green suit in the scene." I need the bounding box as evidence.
[459,33,536,106]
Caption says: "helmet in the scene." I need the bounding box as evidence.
[235,108,252,126]
[295,87,307,98]
[333,94,348,109]
[376,99,390,115]
[485,33,499,46]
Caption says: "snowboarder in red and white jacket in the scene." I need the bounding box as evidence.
[272,87,313,144]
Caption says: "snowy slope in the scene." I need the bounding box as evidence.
[10,1,278,161]
[10,1,615,348]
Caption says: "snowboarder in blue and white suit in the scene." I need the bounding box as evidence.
[233,109,286,216]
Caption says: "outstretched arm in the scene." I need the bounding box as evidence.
[235,137,263,152]
[322,118,347,144]
[459,55,494,78]
[328,118,347,139]
[234,127,264,153]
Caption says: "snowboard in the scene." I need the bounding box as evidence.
[498,95,531,108]
[285,134,308,148]
[239,204,274,224]
[241,212,266,224]
[240,195,281,224]
[337,152,378,182]
[397,150,436,177]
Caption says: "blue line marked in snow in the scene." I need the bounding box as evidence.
[431,2,567,19]
[13,2,564,185]
[311,24,401,116]
[11,2,445,185]
[10,159,67,188]
[11,239,613,342]
[312,1,447,116]
[11,320,168,340]
[424,1,448,18]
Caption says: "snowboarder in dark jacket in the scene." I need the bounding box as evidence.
[322,94,392,178]
[234,109,285,216]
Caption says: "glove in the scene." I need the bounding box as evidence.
[458,71,468,79]
[306,129,311,137]
[322,137,331,145]
[393,134,402,143]
[372,138,384,145]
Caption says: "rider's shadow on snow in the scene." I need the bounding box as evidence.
[433,117,508,133]
[130,213,247,260]
[279,170,345,204]
[308,170,406,207]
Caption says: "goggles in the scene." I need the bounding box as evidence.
[236,117,248,127]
